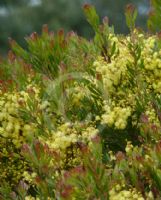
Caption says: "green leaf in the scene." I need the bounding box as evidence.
[83,4,100,33]
[125,4,138,31]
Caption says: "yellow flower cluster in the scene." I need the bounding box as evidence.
[46,123,78,151]
[141,36,161,93]
[23,171,37,184]
[145,107,160,125]
[40,122,98,167]
[0,137,27,185]
[101,102,131,129]
[109,185,144,200]
[125,141,134,154]
[94,32,161,130]
[0,79,100,184]
[0,89,37,147]
[0,85,40,184]
[94,37,132,94]
[67,84,89,106]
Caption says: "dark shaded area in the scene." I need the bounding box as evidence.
[0,0,150,55]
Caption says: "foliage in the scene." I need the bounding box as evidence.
[125,4,137,31]
[0,0,150,55]
[147,0,161,32]
[0,3,161,200]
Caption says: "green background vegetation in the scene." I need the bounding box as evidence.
[0,0,149,55]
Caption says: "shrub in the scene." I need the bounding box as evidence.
[0,1,161,199]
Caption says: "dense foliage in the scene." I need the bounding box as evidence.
[0,1,161,199]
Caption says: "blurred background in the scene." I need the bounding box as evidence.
[0,0,150,55]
